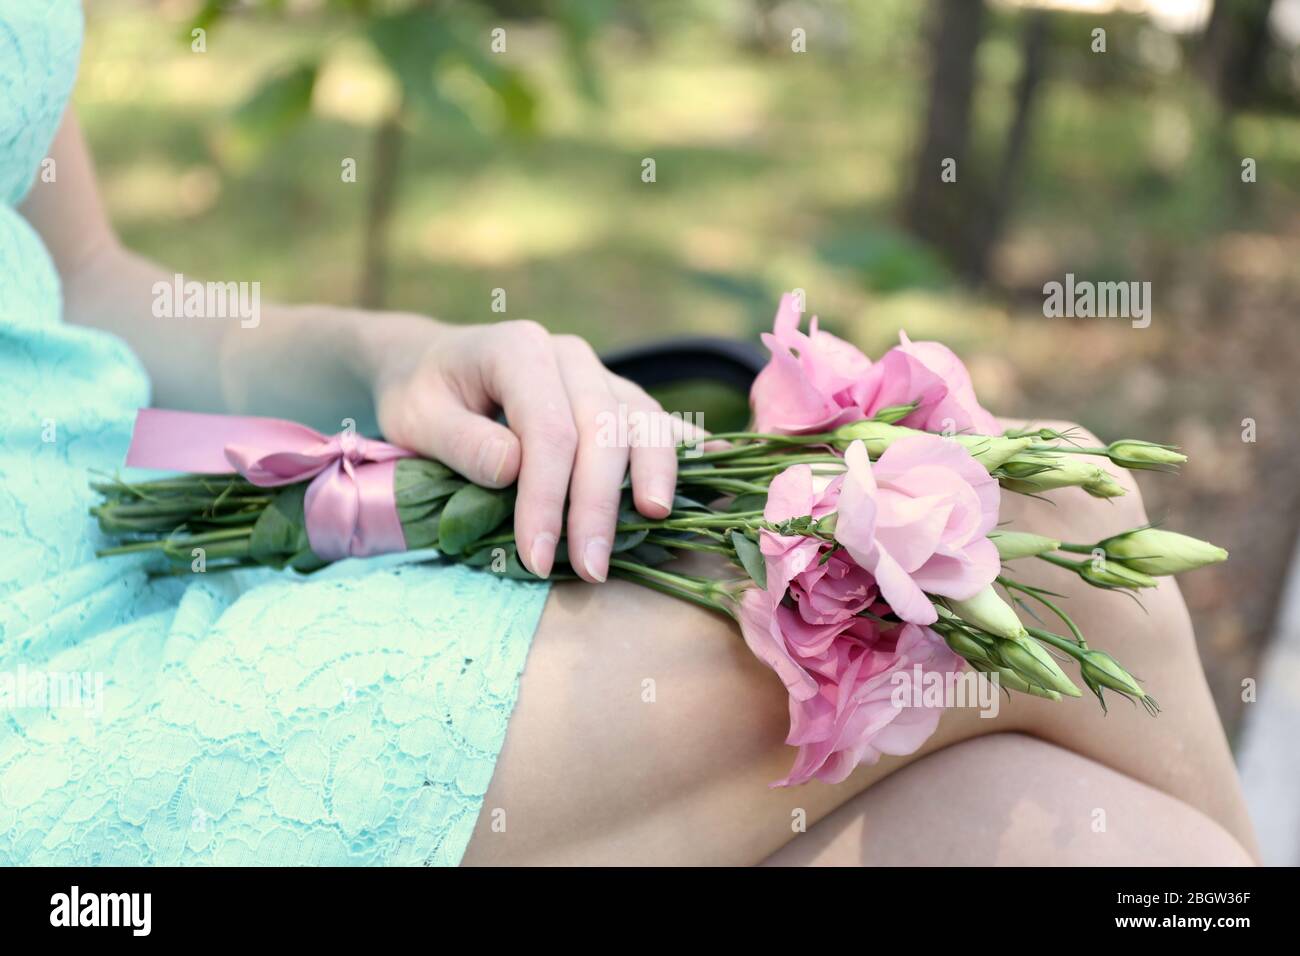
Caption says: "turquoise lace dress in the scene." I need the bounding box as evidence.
[0,1,548,865]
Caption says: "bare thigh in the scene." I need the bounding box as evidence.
[762,733,1254,866]
[461,422,1257,865]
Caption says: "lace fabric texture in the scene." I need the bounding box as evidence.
[0,0,548,866]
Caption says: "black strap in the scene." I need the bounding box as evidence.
[600,336,767,392]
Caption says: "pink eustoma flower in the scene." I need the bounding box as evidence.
[737,591,964,787]
[889,331,1000,435]
[738,461,857,697]
[750,294,873,434]
[834,435,1000,625]
[751,297,999,438]
[778,616,964,786]
[756,459,842,596]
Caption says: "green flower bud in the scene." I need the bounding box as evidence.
[1001,455,1115,493]
[945,586,1028,640]
[1078,559,1158,591]
[1003,426,1071,442]
[984,664,1063,702]
[939,626,1065,701]
[1083,471,1127,499]
[989,531,1062,561]
[813,512,839,536]
[1106,440,1187,471]
[1100,529,1228,576]
[830,421,912,456]
[952,435,1034,472]
[999,453,1063,480]
[831,422,1027,474]
[942,628,997,667]
[994,634,1082,698]
[870,403,917,425]
[1079,649,1145,699]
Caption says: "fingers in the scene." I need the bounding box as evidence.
[480,321,577,580]
[466,323,682,584]
[401,386,522,488]
[554,336,630,583]
[608,376,677,520]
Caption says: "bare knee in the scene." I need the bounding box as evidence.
[767,733,1254,866]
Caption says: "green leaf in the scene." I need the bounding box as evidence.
[553,0,615,105]
[393,458,462,508]
[396,501,441,524]
[250,485,313,563]
[438,484,514,554]
[502,549,542,580]
[672,493,712,512]
[288,548,329,574]
[731,530,767,589]
[728,493,767,513]
[230,61,318,154]
[400,512,441,551]
[187,0,231,37]
[461,543,545,581]
[369,5,540,135]
[478,67,538,135]
[368,8,453,114]
[611,504,648,553]
[627,542,674,566]
[611,527,648,553]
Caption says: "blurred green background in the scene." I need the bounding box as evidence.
[77,0,1300,736]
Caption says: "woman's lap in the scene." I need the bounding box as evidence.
[0,559,548,865]
[463,422,1257,866]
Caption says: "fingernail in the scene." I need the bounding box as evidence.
[478,438,509,485]
[583,537,610,583]
[529,532,557,579]
[646,492,672,514]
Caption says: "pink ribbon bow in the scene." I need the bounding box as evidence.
[125,408,416,561]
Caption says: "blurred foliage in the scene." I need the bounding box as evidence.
[77,0,1300,339]
[199,0,623,163]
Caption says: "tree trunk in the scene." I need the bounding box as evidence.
[358,106,405,309]
[971,11,1050,280]
[904,0,987,281]
[1198,0,1275,110]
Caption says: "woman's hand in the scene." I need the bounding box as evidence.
[368,316,688,583]
[29,112,684,583]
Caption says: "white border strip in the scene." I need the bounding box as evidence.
[1237,531,1300,865]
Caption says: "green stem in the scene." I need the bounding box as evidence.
[1025,626,1089,662]
[680,444,783,464]
[608,558,733,617]
[1038,553,1084,572]
[643,535,732,556]
[677,455,844,479]
[998,575,1087,647]
[614,515,763,534]
[97,527,253,559]
[678,478,772,496]
[680,431,827,446]
[607,558,712,594]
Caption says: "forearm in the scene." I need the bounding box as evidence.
[62,240,436,433]
[20,110,436,432]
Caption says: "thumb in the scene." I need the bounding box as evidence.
[410,398,522,489]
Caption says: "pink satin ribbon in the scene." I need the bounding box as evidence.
[125,408,416,561]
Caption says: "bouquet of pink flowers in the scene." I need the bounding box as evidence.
[93,294,1226,786]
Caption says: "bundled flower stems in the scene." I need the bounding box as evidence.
[92,295,1227,786]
